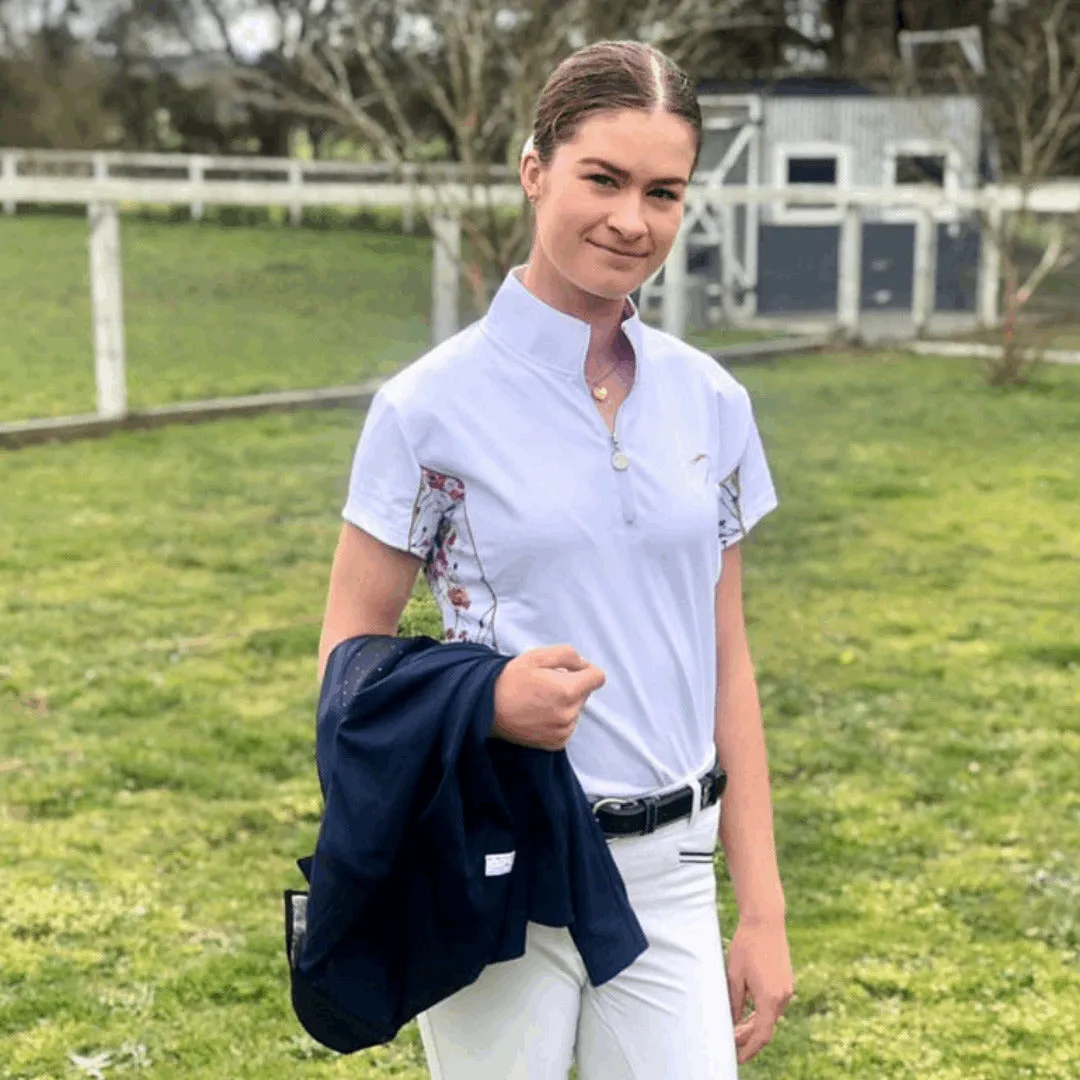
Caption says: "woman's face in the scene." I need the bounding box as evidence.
[521,108,697,302]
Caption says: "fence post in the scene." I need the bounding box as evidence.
[720,203,738,320]
[431,213,461,344]
[912,207,939,337]
[88,202,128,419]
[1,151,16,215]
[837,202,862,339]
[190,155,206,221]
[662,217,689,339]
[289,160,303,226]
[978,202,1002,329]
[402,165,417,234]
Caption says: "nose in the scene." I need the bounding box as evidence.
[606,191,648,242]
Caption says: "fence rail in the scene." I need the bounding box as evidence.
[0,148,516,225]
[8,148,1080,212]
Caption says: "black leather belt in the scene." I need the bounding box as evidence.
[590,760,727,838]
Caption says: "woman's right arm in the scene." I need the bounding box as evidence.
[317,522,424,682]
[318,523,607,750]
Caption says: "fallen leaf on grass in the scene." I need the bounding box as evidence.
[68,1050,111,1079]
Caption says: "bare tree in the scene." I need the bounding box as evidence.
[885,1,1080,385]
[980,0,1080,385]
[205,0,803,311]
[0,0,125,148]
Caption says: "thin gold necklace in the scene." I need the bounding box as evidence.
[586,357,620,401]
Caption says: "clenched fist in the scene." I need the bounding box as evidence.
[490,644,606,751]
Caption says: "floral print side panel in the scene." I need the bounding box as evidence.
[718,466,747,548]
[409,467,499,647]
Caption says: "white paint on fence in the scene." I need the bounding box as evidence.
[907,340,1080,365]
[979,204,1002,328]
[912,208,939,336]
[662,220,689,337]
[0,150,15,215]
[190,155,207,221]
[87,202,127,419]
[288,160,303,226]
[431,214,461,345]
[838,205,862,336]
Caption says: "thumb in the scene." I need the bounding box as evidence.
[570,662,606,697]
[524,643,588,671]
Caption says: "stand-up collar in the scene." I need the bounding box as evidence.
[482,267,646,376]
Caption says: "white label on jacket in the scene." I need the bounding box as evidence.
[485,851,515,877]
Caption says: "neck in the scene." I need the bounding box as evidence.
[518,249,627,362]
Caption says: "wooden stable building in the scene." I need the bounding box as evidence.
[642,77,997,330]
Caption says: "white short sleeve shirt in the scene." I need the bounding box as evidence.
[343,270,779,798]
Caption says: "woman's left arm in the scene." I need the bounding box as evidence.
[714,542,795,1065]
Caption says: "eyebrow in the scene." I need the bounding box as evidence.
[577,157,689,187]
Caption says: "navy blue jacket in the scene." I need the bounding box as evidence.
[284,633,648,1053]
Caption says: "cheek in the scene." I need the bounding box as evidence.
[535,199,591,257]
[652,207,684,250]
[640,212,682,270]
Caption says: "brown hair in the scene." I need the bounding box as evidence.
[531,40,702,173]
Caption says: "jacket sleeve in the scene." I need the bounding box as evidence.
[302,638,437,969]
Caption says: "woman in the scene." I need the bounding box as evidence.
[318,39,794,1080]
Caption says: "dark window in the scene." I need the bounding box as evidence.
[786,156,837,184]
[895,154,946,186]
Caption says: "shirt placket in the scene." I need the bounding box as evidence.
[609,425,638,527]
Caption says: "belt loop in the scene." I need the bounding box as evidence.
[686,770,702,827]
[642,795,660,835]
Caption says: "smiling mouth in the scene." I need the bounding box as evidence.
[587,240,649,259]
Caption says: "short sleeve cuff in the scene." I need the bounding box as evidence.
[341,500,416,557]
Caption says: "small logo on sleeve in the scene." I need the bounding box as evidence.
[484,851,516,877]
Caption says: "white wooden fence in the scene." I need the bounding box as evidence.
[0,148,516,230]
[4,147,1074,429]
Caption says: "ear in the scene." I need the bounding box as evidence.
[519,150,543,204]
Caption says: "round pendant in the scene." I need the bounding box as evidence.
[612,451,630,471]
[592,385,608,401]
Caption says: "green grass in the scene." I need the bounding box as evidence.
[0,215,433,423]
[684,325,788,350]
[2,222,1079,1078]
[0,212,794,427]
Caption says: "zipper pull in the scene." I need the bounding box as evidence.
[610,430,630,471]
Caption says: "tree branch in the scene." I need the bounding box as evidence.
[1015,217,1075,306]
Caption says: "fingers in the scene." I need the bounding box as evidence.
[571,664,606,698]
[734,1017,755,1050]
[539,643,590,670]
[533,644,605,699]
[727,965,746,1027]
[734,1014,762,1065]
[734,1012,778,1066]
[732,993,792,1065]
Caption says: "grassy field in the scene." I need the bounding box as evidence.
[0,214,788,425]
[0,214,434,423]
[2,217,1079,1079]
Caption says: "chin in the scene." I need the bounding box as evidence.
[570,263,647,303]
